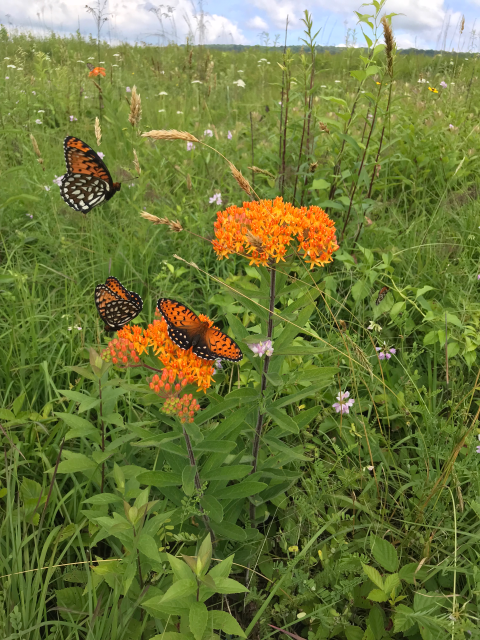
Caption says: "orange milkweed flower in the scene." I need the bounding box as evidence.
[89,67,106,77]
[117,311,215,392]
[212,197,339,269]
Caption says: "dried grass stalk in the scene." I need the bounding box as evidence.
[95,116,102,146]
[142,129,199,143]
[30,133,44,167]
[140,211,183,232]
[186,173,192,190]
[133,149,141,175]
[381,16,395,78]
[248,166,275,178]
[128,85,142,127]
[228,162,252,196]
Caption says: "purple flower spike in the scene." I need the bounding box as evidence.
[209,192,222,205]
[227,130,233,139]
[249,339,274,358]
[332,390,355,415]
[440,81,447,88]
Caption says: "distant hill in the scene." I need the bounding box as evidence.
[196,44,458,57]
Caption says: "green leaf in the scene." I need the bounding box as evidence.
[211,521,247,542]
[193,441,236,454]
[393,604,415,633]
[367,588,389,602]
[137,533,162,563]
[384,572,400,594]
[368,606,385,640]
[211,577,248,594]
[64,426,99,441]
[158,579,197,603]
[167,554,195,581]
[312,178,330,190]
[210,610,246,637]
[415,285,434,299]
[103,413,124,426]
[83,493,123,505]
[137,471,182,487]
[182,465,197,497]
[54,412,95,432]
[370,535,399,572]
[57,453,97,474]
[345,628,364,640]
[219,481,267,500]
[351,280,370,302]
[208,555,234,579]
[200,495,223,523]
[150,634,192,640]
[362,563,384,590]
[190,602,208,640]
[350,69,366,82]
[423,331,438,346]
[201,465,251,481]
[266,407,299,434]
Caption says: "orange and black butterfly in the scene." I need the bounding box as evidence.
[95,277,143,332]
[376,286,389,305]
[157,298,243,362]
[60,136,121,213]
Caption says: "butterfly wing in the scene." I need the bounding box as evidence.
[158,298,242,362]
[61,137,118,213]
[95,281,142,331]
[376,286,389,306]
[157,298,205,352]
[105,276,131,301]
[203,327,243,362]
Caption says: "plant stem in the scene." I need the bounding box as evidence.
[99,379,105,493]
[182,426,216,543]
[250,265,276,524]
[249,111,255,191]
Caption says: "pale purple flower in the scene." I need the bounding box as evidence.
[35,119,42,124]
[204,129,213,137]
[97,151,105,159]
[53,175,63,186]
[449,124,454,129]
[376,344,396,360]
[44,186,50,191]
[476,445,480,454]
[477,274,480,281]
[69,115,77,122]
[26,213,33,219]
[249,339,274,358]
[5,76,8,80]
[186,141,195,151]
[227,130,233,139]
[332,390,355,414]
[440,81,447,88]
[209,192,222,205]
[126,86,131,92]
[212,358,223,375]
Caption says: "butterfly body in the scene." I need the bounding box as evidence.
[157,298,243,362]
[95,276,142,332]
[61,136,120,213]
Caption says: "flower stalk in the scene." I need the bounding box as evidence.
[250,264,276,523]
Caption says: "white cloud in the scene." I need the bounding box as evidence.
[5,0,247,45]
[249,0,300,28]
[247,16,269,30]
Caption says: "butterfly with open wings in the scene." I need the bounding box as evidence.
[157,298,243,362]
[95,277,143,332]
[60,136,121,213]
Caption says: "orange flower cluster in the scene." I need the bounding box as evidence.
[89,67,106,77]
[101,337,140,366]
[212,197,339,269]
[117,313,215,392]
[149,369,189,395]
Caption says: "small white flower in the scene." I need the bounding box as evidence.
[44,185,50,191]
[7,64,16,68]
[38,109,45,113]
[191,80,202,84]
[321,85,326,88]
[158,91,168,95]
[158,109,165,112]
[233,79,246,88]
[88,57,94,60]
[334,80,341,83]
[99,61,105,63]
[77,60,85,63]
[176,110,183,114]
[4,57,9,60]
[112,64,119,67]
[113,53,120,57]
[238,69,244,73]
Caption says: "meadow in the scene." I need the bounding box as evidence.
[1,1,480,638]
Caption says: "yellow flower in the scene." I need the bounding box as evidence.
[428,87,438,93]
[212,197,339,269]
[288,545,299,553]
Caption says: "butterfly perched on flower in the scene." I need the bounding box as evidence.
[157,298,243,362]
[95,277,143,332]
[60,137,120,213]
[376,286,389,305]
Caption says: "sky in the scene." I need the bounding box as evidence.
[1,0,478,51]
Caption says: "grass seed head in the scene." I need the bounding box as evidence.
[128,85,142,127]
[133,149,141,175]
[228,161,252,195]
[381,16,395,78]
[29,133,43,166]
[95,116,102,146]
[142,129,199,142]
[140,211,183,232]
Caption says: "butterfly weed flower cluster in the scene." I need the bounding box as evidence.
[101,337,140,366]
[148,370,200,423]
[117,312,215,392]
[212,196,339,268]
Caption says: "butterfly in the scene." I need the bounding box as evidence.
[376,286,389,305]
[60,137,121,213]
[95,277,143,332]
[157,298,243,362]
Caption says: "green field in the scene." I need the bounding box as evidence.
[1,2,480,639]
